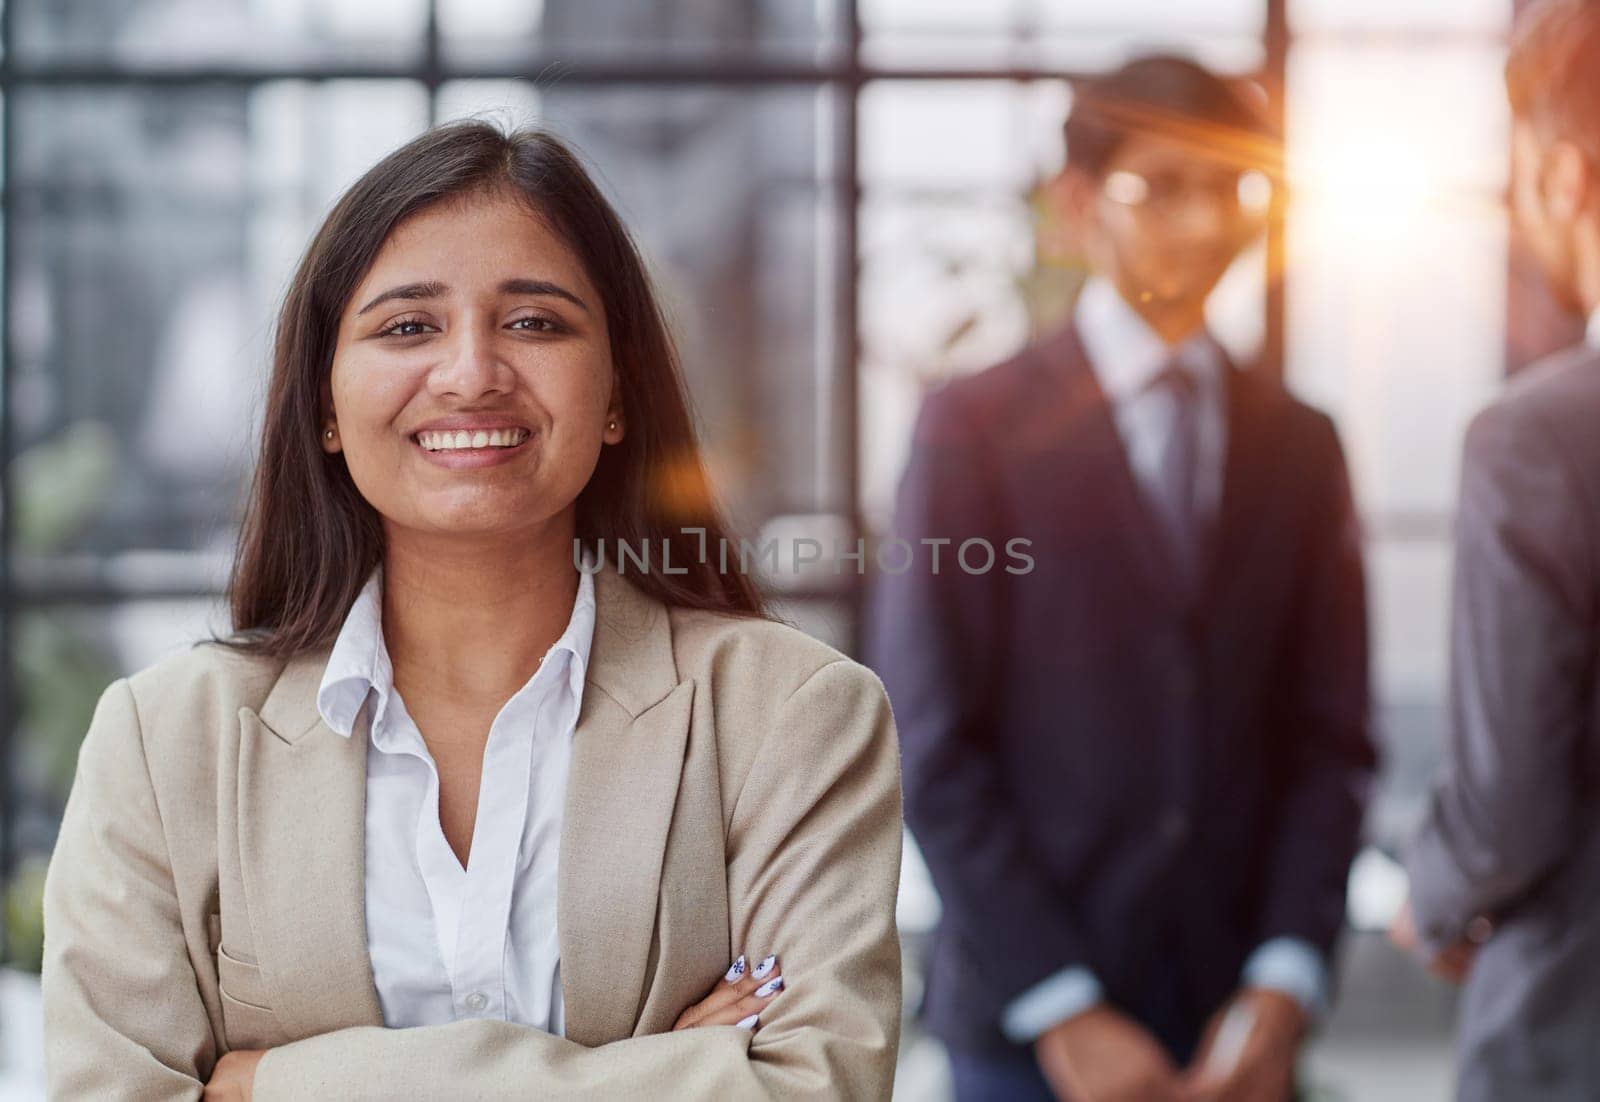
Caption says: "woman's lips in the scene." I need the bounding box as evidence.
[410,431,534,470]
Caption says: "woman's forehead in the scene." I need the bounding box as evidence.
[382,194,573,267]
[352,195,597,310]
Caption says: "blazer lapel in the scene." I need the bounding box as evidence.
[1005,324,1192,608]
[236,647,385,1037]
[557,560,693,1046]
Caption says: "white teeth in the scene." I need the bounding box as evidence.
[416,428,528,452]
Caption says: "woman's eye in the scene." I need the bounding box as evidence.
[378,318,431,338]
[510,316,560,333]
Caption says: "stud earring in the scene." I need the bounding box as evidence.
[325,428,336,440]
[608,419,618,431]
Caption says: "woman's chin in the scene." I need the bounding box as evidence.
[390,501,556,540]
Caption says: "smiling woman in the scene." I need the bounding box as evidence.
[37,121,904,1101]
[229,122,764,658]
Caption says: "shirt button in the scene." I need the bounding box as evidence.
[464,992,488,1012]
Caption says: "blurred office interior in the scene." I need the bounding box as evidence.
[0,1,1565,1098]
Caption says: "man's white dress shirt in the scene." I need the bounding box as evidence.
[999,278,1329,1043]
[316,561,596,1032]
[1074,275,1228,528]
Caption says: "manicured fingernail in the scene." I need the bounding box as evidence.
[753,954,777,980]
[724,955,747,982]
[756,976,784,998]
[736,1013,759,1030]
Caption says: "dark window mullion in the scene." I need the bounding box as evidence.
[1,0,20,954]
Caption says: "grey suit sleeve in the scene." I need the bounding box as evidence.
[1405,397,1597,951]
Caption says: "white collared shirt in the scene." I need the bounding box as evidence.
[1074,276,1228,525]
[1587,306,1600,349]
[316,561,596,1032]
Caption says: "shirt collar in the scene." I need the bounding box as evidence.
[1587,305,1600,349]
[315,552,599,742]
[1074,276,1222,402]
[316,565,390,739]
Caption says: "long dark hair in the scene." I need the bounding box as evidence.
[215,120,763,659]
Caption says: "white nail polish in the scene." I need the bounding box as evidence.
[724,955,747,982]
[736,1013,759,1030]
[756,976,783,998]
[753,954,777,980]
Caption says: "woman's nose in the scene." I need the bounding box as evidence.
[429,327,514,397]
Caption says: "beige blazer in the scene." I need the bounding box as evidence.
[41,560,904,1100]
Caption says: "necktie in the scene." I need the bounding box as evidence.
[1148,360,1201,588]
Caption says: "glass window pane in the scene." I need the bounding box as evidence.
[1031,0,1264,33]
[861,80,1065,193]
[11,0,427,66]
[862,0,1264,33]
[1367,538,1453,847]
[1291,0,1512,35]
[6,598,230,970]
[860,0,1264,69]
[7,82,428,575]
[436,80,543,130]
[859,80,1059,531]
[439,0,836,66]
[1286,44,1511,517]
[863,35,1264,73]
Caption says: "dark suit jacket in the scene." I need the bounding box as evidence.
[1405,343,1600,1102]
[866,323,1376,1060]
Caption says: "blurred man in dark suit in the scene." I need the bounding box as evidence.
[868,56,1377,1102]
[1394,4,1600,1099]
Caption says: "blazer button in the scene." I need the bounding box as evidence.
[1159,811,1189,845]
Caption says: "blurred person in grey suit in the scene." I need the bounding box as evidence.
[1393,3,1600,1099]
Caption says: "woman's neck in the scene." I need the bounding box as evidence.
[380,518,581,714]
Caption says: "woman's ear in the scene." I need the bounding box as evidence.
[319,380,341,454]
[603,382,625,445]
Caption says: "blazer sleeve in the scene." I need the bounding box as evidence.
[1405,396,1596,949]
[1255,414,1378,955]
[41,676,217,1100]
[251,658,904,1102]
[864,386,1096,1022]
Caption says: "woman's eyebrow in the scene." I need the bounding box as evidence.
[500,277,590,313]
[356,277,590,317]
[356,280,446,316]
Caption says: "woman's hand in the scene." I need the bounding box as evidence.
[672,953,785,1033]
[203,1049,264,1100]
